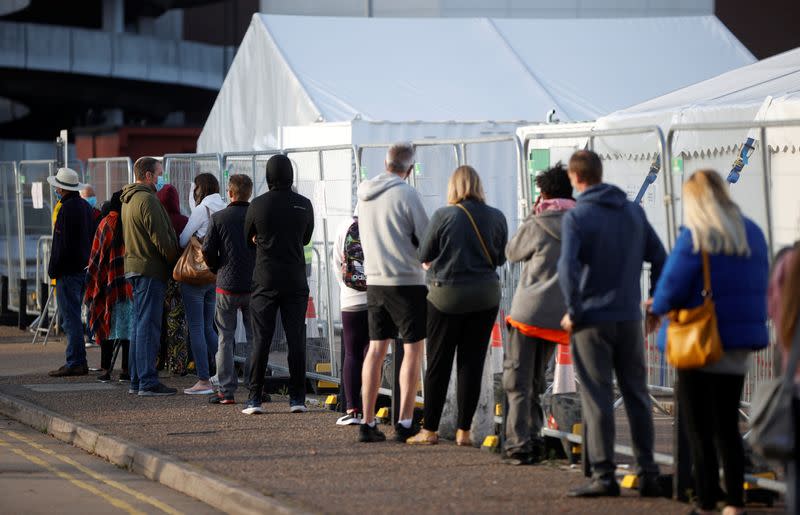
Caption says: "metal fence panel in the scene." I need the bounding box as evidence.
[0,162,20,312]
[16,160,56,315]
[85,157,132,204]
[221,151,282,200]
[163,153,222,216]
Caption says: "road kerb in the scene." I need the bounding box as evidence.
[0,391,311,515]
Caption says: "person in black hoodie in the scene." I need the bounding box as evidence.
[242,155,314,414]
[47,168,95,377]
[202,174,256,405]
[558,150,666,498]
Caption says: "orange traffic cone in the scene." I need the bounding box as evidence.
[552,342,576,394]
[489,316,504,374]
[305,296,319,339]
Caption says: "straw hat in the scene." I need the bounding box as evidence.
[47,168,86,192]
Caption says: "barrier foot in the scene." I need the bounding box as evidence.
[0,275,8,314]
[18,278,27,330]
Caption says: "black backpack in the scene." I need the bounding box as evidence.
[341,220,367,291]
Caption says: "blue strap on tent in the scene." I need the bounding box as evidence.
[726,137,756,184]
[634,154,661,204]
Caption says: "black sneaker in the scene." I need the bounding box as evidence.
[568,479,621,498]
[118,373,131,382]
[138,383,177,397]
[638,475,663,498]
[209,392,235,405]
[393,422,421,442]
[359,423,386,443]
[502,452,535,466]
[96,371,112,383]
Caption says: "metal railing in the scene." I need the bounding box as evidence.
[85,157,133,204]
[163,153,224,215]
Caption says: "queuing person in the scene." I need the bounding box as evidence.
[243,155,314,415]
[178,173,227,395]
[768,242,800,514]
[85,191,131,382]
[332,206,369,425]
[500,164,575,463]
[406,165,507,446]
[650,170,768,515]
[202,174,256,405]
[357,142,429,443]
[81,184,102,224]
[558,150,665,497]
[157,184,190,375]
[121,157,179,396]
[47,168,94,377]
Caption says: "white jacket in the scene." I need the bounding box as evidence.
[179,193,227,248]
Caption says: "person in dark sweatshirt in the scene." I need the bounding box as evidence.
[243,155,314,415]
[501,163,575,464]
[47,167,94,377]
[202,174,256,405]
[557,150,666,498]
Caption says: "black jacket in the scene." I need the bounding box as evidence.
[244,162,314,290]
[48,191,94,279]
[418,199,508,286]
[202,201,255,294]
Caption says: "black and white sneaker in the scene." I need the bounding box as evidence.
[336,412,362,426]
[242,400,265,415]
[359,423,386,443]
[394,422,421,442]
[138,383,177,397]
[289,399,307,413]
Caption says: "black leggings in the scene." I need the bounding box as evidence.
[423,302,498,432]
[100,339,129,373]
[677,370,745,510]
[341,310,369,412]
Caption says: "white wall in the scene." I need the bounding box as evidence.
[260,0,713,18]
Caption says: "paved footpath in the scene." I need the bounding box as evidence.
[0,326,778,514]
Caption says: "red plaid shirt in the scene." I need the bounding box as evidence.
[84,212,132,342]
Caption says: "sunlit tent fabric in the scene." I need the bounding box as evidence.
[198,14,753,153]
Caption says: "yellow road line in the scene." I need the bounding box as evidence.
[0,436,145,515]
[4,430,183,515]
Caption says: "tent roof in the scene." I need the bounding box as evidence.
[596,46,800,158]
[199,14,754,152]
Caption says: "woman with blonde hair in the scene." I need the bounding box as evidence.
[650,169,769,515]
[407,165,507,446]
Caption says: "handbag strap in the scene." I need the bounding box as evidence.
[700,250,712,298]
[455,203,493,267]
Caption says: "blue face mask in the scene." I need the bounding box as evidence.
[85,196,97,208]
[156,176,166,192]
[54,191,62,201]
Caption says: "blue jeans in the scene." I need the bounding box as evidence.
[128,276,166,391]
[181,283,218,381]
[57,273,86,368]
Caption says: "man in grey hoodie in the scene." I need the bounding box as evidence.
[357,142,429,443]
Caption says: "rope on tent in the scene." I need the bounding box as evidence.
[633,154,661,204]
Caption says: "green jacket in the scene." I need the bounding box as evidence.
[121,183,179,282]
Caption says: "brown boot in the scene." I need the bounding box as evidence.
[406,429,438,445]
[456,429,472,447]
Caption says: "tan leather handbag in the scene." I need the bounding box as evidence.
[666,251,723,369]
[173,208,216,285]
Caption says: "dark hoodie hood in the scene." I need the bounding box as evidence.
[577,183,627,209]
[156,184,181,214]
[266,155,293,191]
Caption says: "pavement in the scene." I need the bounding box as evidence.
[0,326,782,514]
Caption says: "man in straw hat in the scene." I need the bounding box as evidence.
[47,167,95,377]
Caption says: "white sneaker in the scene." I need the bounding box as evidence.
[289,403,308,413]
[183,381,214,395]
[242,400,265,415]
[336,412,362,426]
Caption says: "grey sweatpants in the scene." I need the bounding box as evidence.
[215,292,252,397]
[502,327,557,456]
[571,320,658,480]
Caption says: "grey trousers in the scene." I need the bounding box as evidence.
[215,292,252,397]
[502,327,557,456]
[571,320,658,480]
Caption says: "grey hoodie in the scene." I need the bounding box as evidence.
[507,210,568,330]
[357,172,429,286]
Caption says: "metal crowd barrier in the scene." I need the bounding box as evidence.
[85,157,133,204]
[221,150,281,199]
[163,153,224,216]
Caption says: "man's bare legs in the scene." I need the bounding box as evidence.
[361,339,390,425]
[399,340,423,421]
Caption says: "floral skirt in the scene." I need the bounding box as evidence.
[161,279,189,375]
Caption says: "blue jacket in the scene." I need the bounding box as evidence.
[557,183,666,325]
[651,218,769,352]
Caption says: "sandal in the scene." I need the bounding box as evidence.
[406,429,438,445]
[456,429,472,447]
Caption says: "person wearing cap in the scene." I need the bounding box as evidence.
[242,155,314,415]
[120,157,179,397]
[47,167,95,377]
